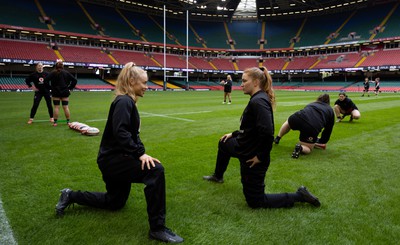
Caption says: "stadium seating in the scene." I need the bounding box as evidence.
[360,49,400,66]
[0,76,27,90]
[314,53,360,69]
[38,0,98,35]
[188,57,215,70]
[227,22,262,49]
[236,58,260,70]
[0,40,57,61]
[285,56,319,70]
[1,0,400,92]
[74,78,114,91]
[58,45,113,64]
[110,50,159,67]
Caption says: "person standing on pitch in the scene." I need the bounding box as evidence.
[203,67,321,209]
[55,63,183,243]
[361,77,370,97]
[25,62,54,124]
[45,61,77,126]
[374,77,380,96]
[274,94,335,159]
[221,74,233,104]
[334,92,360,122]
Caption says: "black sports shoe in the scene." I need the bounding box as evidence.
[291,144,302,159]
[149,227,184,243]
[297,186,321,207]
[274,136,281,144]
[55,188,73,216]
[203,175,224,183]
[349,116,353,122]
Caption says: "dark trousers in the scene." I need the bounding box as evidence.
[70,163,166,231]
[215,137,296,208]
[30,92,53,118]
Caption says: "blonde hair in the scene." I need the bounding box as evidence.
[243,66,275,110]
[115,62,147,101]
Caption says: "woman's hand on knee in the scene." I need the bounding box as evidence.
[139,154,160,170]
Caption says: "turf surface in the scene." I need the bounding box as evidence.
[1,90,399,244]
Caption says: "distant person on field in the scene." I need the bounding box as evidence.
[25,62,53,124]
[274,94,335,159]
[55,63,183,244]
[203,66,321,209]
[334,92,360,122]
[361,77,370,97]
[45,61,77,126]
[374,77,380,95]
[221,74,233,104]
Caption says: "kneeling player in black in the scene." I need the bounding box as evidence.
[55,63,183,244]
[274,94,335,158]
[203,67,321,209]
[334,92,360,122]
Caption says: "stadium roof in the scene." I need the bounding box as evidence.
[82,0,398,21]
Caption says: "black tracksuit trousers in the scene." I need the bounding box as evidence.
[214,137,298,208]
[30,91,53,118]
[69,163,166,231]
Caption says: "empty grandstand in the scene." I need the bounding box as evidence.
[0,0,399,92]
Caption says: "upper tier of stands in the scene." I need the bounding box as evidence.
[1,0,399,50]
[0,40,58,61]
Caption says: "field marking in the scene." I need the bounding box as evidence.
[86,110,212,122]
[0,195,17,245]
[277,102,308,107]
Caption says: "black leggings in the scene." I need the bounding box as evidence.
[70,163,166,231]
[30,92,53,118]
[215,137,297,208]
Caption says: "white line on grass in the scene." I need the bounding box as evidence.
[140,112,195,122]
[0,196,17,245]
[87,110,212,122]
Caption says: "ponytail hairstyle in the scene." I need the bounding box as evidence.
[317,93,330,104]
[115,62,147,101]
[243,66,276,110]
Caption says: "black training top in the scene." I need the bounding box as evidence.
[293,101,335,144]
[25,71,51,93]
[334,97,358,111]
[224,79,232,91]
[45,70,77,96]
[363,81,370,89]
[98,95,145,158]
[232,90,274,163]
[97,95,145,181]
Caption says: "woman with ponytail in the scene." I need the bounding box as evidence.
[203,66,321,209]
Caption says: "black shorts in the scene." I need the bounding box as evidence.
[224,88,232,93]
[288,114,319,144]
[52,90,70,98]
